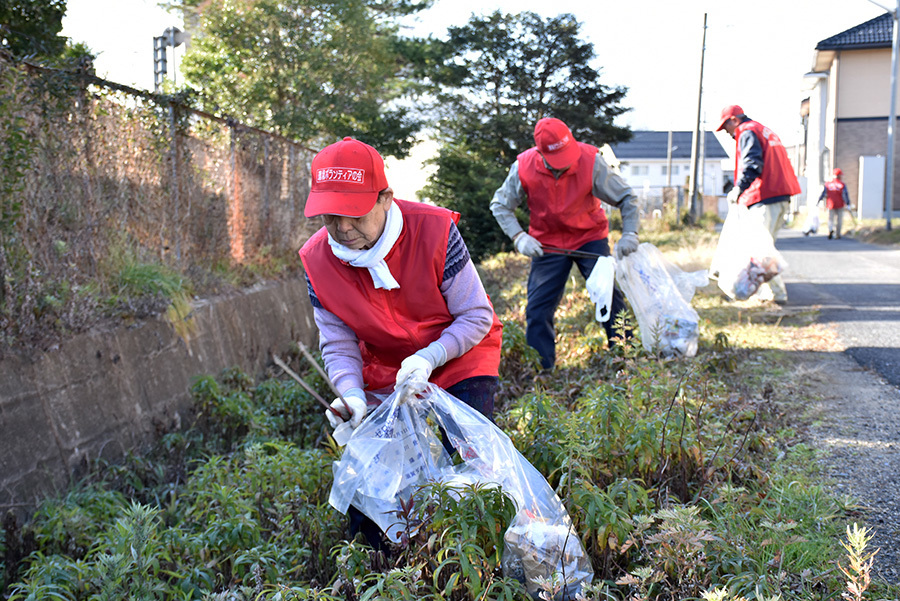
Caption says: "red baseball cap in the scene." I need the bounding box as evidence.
[534,118,581,170]
[716,105,744,131]
[305,137,389,218]
[834,167,843,177]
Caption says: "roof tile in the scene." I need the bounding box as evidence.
[609,131,728,160]
[816,13,893,50]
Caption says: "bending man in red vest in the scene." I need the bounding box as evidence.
[490,117,640,369]
[818,167,850,239]
[717,105,801,304]
[299,137,503,549]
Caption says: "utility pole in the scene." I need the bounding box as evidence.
[867,0,898,229]
[153,27,187,92]
[886,0,898,230]
[688,13,708,224]
[699,120,707,205]
[666,130,674,187]
[153,35,167,92]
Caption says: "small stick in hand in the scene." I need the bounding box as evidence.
[272,354,345,417]
[293,339,353,415]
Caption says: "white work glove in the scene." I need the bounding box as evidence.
[325,388,368,430]
[727,187,741,205]
[514,232,544,257]
[615,232,640,260]
[395,354,434,396]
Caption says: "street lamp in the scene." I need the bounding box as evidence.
[868,0,898,230]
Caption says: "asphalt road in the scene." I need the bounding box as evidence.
[776,226,900,388]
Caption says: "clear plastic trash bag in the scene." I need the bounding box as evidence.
[665,261,710,304]
[585,255,616,322]
[615,242,704,357]
[329,384,594,599]
[802,210,819,235]
[709,204,788,301]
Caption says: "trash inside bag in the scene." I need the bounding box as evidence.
[709,204,788,301]
[503,516,591,599]
[329,385,593,599]
[615,242,703,357]
[585,256,616,322]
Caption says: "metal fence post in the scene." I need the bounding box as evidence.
[169,101,181,262]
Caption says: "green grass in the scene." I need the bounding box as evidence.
[846,217,900,246]
[3,223,898,601]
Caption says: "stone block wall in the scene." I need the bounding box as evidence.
[0,278,316,516]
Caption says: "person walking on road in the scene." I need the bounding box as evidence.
[717,104,801,304]
[489,117,640,369]
[817,167,850,239]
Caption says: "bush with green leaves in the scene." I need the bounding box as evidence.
[253,481,525,601]
[5,249,898,600]
[191,365,331,451]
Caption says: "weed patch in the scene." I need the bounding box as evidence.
[3,228,898,600]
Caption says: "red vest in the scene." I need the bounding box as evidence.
[823,179,846,210]
[299,199,502,391]
[734,120,801,207]
[517,143,609,249]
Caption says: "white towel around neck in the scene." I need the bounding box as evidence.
[327,202,403,290]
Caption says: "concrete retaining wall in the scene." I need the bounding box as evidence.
[0,278,316,514]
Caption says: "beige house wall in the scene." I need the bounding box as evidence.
[804,46,900,212]
[834,48,900,211]
[836,49,893,118]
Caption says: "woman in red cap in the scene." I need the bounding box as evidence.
[299,137,503,550]
[818,167,851,239]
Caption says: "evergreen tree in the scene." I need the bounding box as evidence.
[418,11,632,261]
[176,0,432,156]
[0,0,67,61]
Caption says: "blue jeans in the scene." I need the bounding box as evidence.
[526,238,627,369]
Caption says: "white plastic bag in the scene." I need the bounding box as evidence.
[802,210,819,235]
[585,256,616,322]
[615,243,702,357]
[329,385,594,599]
[710,204,788,301]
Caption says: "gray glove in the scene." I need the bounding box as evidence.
[514,232,544,257]
[615,232,639,260]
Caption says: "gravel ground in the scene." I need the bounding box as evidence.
[796,350,900,586]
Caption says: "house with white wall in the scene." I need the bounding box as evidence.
[802,12,900,218]
[607,130,729,216]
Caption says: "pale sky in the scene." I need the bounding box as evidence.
[62,0,888,198]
